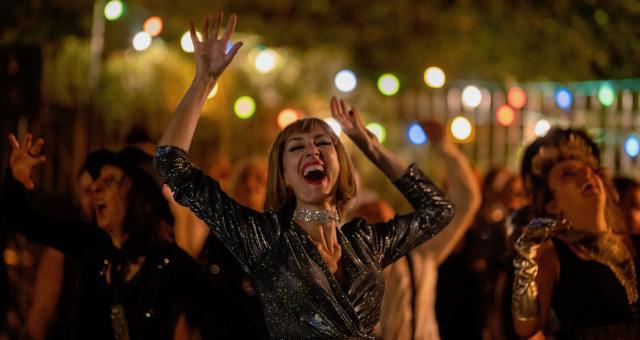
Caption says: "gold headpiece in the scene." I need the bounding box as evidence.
[531,132,599,177]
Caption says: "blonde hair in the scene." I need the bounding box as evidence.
[264,118,357,218]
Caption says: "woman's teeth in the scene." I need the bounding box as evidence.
[303,164,324,176]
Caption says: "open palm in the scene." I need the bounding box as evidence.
[8,133,46,190]
[191,11,243,82]
[330,96,377,149]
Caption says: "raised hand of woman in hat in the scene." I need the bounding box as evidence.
[8,133,46,190]
[330,96,406,180]
[159,11,242,151]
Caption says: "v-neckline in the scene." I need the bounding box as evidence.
[291,221,353,294]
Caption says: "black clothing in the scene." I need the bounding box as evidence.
[154,145,455,339]
[551,238,640,338]
[1,169,218,340]
[196,234,269,339]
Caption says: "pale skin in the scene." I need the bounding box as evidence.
[514,159,609,337]
[159,12,407,281]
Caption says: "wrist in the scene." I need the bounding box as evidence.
[192,74,217,90]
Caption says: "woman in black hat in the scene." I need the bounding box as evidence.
[512,128,640,339]
[2,133,226,340]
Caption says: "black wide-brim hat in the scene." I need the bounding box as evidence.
[84,146,174,225]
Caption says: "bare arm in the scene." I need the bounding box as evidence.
[330,97,406,180]
[158,11,242,151]
[424,141,481,264]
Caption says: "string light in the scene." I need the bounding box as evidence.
[207,83,220,99]
[598,84,616,107]
[408,123,427,145]
[255,49,278,73]
[507,87,526,109]
[324,118,342,136]
[450,116,473,141]
[180,31,202,53]
[277,109,301,129]
[624,134,640,158]
[366,122,386,143]
[424,67,445,88]
[104,0,124,20]
[143,16,163,37]
[462,86,482,108]
[234,96,256,119]
[377,74,400,96]
[555,87,573,110]
[496,105,516,127]
[132,32,152,51]
[335,70,357,92]
[534,119,551,137]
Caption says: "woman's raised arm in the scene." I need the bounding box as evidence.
[158,11,242,151]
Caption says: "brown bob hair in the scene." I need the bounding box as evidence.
[264,118,357,218]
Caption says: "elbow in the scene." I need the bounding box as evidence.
[442,199,456,226]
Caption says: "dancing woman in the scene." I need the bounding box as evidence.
[154,11,455,338]
[2,137,220,340]
[512,128,640,339]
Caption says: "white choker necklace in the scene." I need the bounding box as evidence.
[293,207,339,224]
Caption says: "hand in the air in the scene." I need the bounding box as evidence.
[8,133,46,190]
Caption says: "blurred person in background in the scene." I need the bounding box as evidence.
[2,133,224,340]
[379,120,481,340]
[614,176,640,237]
[24,167,93,340]
[192,157,270,339]
[436,167,525,340]
[512,128,639,339]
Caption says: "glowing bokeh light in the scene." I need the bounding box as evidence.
[207,83,220,99]
[624,134,640,158]
[234,96,256,119]
[450,116,473,141]
[277,109,301,129]
[377,74,400,96]
[366,122,386,143]
[132,32,152,51]
[424,67,445,88]
[255,49,278,73]
[408,123,427,145]
[324,117,342,137]
[181,31,202,53]
[143,16,163,37]
[496,105,516,127]
[334,70,357,92]
[104,0,124,20]
[507,87,527,109]
[598,84,616,107]
[461,86,482,108]
[555,87,573,110]
[534,119,551,137]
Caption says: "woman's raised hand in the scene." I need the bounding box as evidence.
[330,96,377,149]
[8,133,46,190]
[191,11,243,83]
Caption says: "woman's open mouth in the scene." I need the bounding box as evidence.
[302,164,327,185]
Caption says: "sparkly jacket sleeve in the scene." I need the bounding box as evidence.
[347,164,455,269]
[153,145,279,272]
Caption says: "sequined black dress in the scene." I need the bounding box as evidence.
[154,145,455,339]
